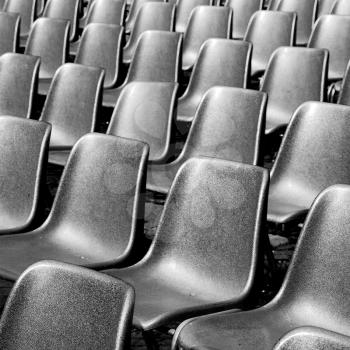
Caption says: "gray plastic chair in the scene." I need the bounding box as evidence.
[123,2,175,64]
[331,0,350,15]
[173,184,350,350]
[0,53,39,119]
[75,23,123,88]
[177,39,252,123]
[317,0,335,17]
[0,133,149,281]
[226,0,263,39]
[148,87,267,194]
[244,10,296,77]
[308,15,350,82]
[0,12,19,55]
[261,47,328,135]
[0,261,135,350]
[103,30,182,108]
[105,157,269,337]
[338,59,350,105]
[182,6,232,71]
[36,0,45,16]
[268,102,350,224]
[40,63,104,165]
[108,82,178,163]
[277,0,317,46]
[0,117,50,235]
[267,0,280,10]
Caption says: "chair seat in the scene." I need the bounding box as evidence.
[70,39,80,56]
[38,78,53,95]
[48,150,70,166]
[146,163,179,194]
[103,87,122,108]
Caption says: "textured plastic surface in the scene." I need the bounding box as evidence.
[0,133,149,281]
[0,261,135,350]
[148,87,267,193]
[338,60,350,105]
[0,12,19,55]
[261,47,328,134]
[174,184,350,350]
[182,6,232,71]
[108,82,178,163]
[105,157,269,331]
[268,102,350,224]
[177,39,251,123]
[331,0,350,15]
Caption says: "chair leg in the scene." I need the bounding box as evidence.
[142,330,159,350]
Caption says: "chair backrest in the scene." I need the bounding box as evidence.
[182,6,232,70]
[43,0,80,41]
[108,82,178,163]
[36,0,45,16]
[0,12,19,55]
[277,0,317,46]
[308,15,350,81]
[3,0,36,37]
[75,23,123,88]
[125,30,182,84]
[338,59,350,105]
[267,0,280,10]
[261,47,328,132]
[0,261,135,350]
[317,0,336,17]
[0,53,39,119]
[244,10,296,76]
[86,0,126,26]
[25,18,69,80]
[331,0,350,15]
[40,63,104,148]
[175,0,213,33]
[226,0,263,39]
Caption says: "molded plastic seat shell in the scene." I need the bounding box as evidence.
[331,0,350,15]
[268,102,350,224]
[148,87,267,194]
[0,12,19,55]
[267,0,280,10]
[261,47,328,134]
[108,82,178,163]
[0,261,135,350]
[174,184,350,350]
[105,157,269,331]
[338,59,350,105]
[182,6,232,71]
[0,133,149,281]
[177,39,252,123]
[317,0,336,17]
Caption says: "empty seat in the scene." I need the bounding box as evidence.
[182,6,232,71]
[308,15,350,82]
[277,0,317,46]
[317,0,336,17]
[177,39,251,123]
[123,2,175,64]
[331,0,350,15]
[0,12,19,55]
[0,133,149,281]
[261,47,328,134]
[0,261,135,350]
[226,0,263,39]
[338,59,350,105]
[175,0,213,33]
[244,11,296,77]
[148,87,267,194]
[268,102,350,224]
[40,63,104,165]
[0,53,39,119]
[108,82,178,163]
[75,23,123,88]
[103,30,182,108]
[104,157,269,335]
[174,184,350,350]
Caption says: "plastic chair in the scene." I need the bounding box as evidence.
[0,53,39,119]
[173,184,350,350]
[175,0,213,33]
[0,260,134,350]
[182,6,232,71]
[277,0,317,46]
[268,102,350,224]
[123,2,175,64]
[75,23,123,88]
[104,157,269,337]
[0,12,19,55]
[338,59,350,105]
[331,0,350,15]
[317,0,335,17]
[40,63,104,165]
[308,15,350,82]
[261,47,328,134]
[148,87,267,194]
[108,82,178,163]
[0,133,149,281]
[226,0,263,39]
[177,39,252,123]
[267,0,280,10]
[103,30,182,108]
[36,0,45,16]
[244,10,296,77]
